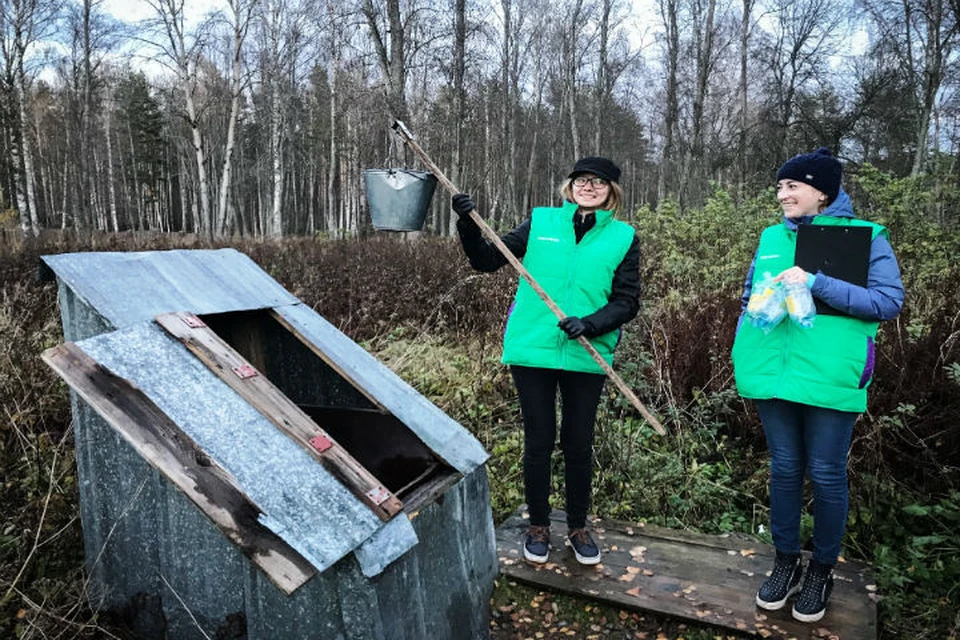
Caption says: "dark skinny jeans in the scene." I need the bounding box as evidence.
[510,365,606,531]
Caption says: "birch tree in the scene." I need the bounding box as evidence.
[0,0,61,237]
[144,0,214,238]
[215,0,256,235]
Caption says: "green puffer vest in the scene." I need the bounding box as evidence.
[731,216,887,412]
[502,201,636,374]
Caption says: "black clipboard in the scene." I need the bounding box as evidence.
[795,224,872,316]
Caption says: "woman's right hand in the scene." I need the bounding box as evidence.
[452,193,476,217]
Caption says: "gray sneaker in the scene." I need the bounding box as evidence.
[523,525,550,563]
[567,528,601,565]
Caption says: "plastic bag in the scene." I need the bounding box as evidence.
[746,272,787,332]
[785,280,816,328]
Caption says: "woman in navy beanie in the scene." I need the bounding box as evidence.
[732,147,904,621]
[449,157,640,567]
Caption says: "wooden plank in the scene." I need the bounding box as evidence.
[268,308,387,412]
[496,508,877,640]
[41,342,317,595]
[155,311,403,521]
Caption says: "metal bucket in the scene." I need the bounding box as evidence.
[363,169,438,231]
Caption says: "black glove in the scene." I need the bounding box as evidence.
[559,316,595,339]
[451,193,476,217]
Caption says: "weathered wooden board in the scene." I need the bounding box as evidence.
[155,310,403,521]
[497,508,877,639]
[41,342,317,595]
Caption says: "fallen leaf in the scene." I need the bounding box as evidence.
[626,566,641,574]
[740,548,756,557]
[629,546,647,559]
[739,569,755,577]
[626,587,642,597]
[618,573,637,582]
[16,609,27,620]
[727,550,738,556]
[642,569,654,576]
[865,584,877,592]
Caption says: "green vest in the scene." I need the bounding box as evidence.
[502,201,636,374]
[731,216,887,412]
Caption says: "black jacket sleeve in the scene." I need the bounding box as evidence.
[581,234,641,335]
[456,216,529,272]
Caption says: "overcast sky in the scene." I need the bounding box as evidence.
[100,0,224,25]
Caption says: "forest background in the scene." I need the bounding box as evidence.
[0,0,958,638]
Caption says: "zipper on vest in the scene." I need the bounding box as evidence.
[559,228,584,370]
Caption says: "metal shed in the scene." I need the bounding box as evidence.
[40,248,497,640]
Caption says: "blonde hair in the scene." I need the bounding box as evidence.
[559,178,624,214]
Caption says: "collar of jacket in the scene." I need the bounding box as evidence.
[561,198,615,226]
[782,187,855,231]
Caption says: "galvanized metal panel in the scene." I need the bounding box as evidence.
[274,303,489,475]
[75,321,406,575]
[242,469,496,640]
[353,511,419,578]
[42,249,297,329]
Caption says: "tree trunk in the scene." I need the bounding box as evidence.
[658,0,680,202]
[217,0,253,235]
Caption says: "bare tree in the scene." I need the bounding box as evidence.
[361,0,408,122]
[0,0,62,237]
[215,0,256,235]
[862,0,959,175]
[758,0,844,160]
[657,0,680,200]
[738,0,755,188]
[143,0,215,239]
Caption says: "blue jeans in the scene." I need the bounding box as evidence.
[756,399,856,565]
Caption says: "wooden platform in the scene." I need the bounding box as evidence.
[496,508,877,639]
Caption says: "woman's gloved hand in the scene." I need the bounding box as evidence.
[451,193,476,217]
[559,316,595,339]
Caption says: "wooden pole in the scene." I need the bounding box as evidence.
[391,121,665,435]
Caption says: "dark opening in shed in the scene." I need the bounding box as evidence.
[199,308,456,508]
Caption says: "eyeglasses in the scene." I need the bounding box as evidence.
[573,176,610,188]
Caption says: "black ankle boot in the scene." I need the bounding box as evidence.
[791,558,834,622]
[756,551,802,610]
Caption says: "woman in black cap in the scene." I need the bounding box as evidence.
[732,147,903,622]
[451,157,640,566]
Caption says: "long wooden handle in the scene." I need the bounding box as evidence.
[391,121,665,435]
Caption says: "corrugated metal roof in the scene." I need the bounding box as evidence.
[42,249,297,329]
[76,321,414,575]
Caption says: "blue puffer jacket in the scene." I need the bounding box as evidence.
[738,189,904,325]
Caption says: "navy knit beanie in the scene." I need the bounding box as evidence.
[776,147,842,201]
[569,157,621,183]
